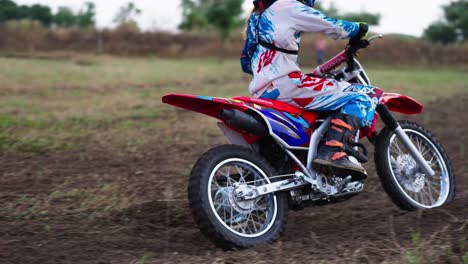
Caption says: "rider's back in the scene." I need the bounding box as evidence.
[243,0,359,96]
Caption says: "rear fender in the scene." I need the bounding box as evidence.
[162,94,266,143]
[163,94,316,148]
[162,93,249,118]
[380,93,423,115]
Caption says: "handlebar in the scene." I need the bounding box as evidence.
[311,34,384,77]
[367,34,384,42]
[346,34,383,71]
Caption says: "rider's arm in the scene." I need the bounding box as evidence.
[287,1,359,40]
[240,16,255,75]
[240,38,253,75]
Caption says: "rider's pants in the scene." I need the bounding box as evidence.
[254,72,377,128]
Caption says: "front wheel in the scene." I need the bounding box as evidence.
[188,145,288,249]
[375,121,456,211]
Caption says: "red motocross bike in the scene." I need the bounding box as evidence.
[162,35,456,249]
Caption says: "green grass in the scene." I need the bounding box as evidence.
[0,56,466,153]
[0,56,243,91]
[399,232,468,264]
[365,68,468,102]
[7,182,130,219]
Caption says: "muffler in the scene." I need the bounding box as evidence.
[220,109,269,137]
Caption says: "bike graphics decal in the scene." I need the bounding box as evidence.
[258,108,309,147]
[197,95,215,101]
[283,112,310,129]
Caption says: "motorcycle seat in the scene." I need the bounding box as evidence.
[233,96,305,115]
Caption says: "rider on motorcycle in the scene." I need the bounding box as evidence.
[241,0,375,179]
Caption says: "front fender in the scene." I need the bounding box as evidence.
[380,93,423,115]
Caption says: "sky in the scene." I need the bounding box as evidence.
[15,0,454,37]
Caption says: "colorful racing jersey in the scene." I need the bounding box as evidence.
[241,0,360,95]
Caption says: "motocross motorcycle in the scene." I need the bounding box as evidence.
[161,35,456,249]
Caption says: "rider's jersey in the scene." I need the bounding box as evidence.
[241,0,360,96]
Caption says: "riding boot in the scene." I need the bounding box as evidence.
[312,114,367,180]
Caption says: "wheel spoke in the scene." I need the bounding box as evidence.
[211,180,223,191]
[249,213,262,231]
[428,179,441,187]
[391,141,405,156]
[418,139,431,157]
[415,136,422,152]
[426,179,440,197]
[235,165,245,183]
[223,168,230,176]
[418,190,426,205]
[428,153,438,164]
[415,137,426,154]
[395,140,406,155]
[245,212,253,232]
[213,201,230,208]
[423,186,435,205]
[243,170,252,182]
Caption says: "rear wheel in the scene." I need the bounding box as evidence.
[375,121,456,211]
[188,145,288,249]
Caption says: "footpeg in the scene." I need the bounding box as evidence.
[339,176,353,191]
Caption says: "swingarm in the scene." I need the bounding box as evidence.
[233,172,309,200]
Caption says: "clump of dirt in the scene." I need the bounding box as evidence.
[0,95,467,264]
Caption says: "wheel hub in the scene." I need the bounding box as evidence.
[229,185,256,213]
[393,154,426,192]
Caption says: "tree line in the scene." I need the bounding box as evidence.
[179,0,381,40]
[0,0,466,44]
[180,0,467,44]
[0,0,141,30]
[424,0,467,44]
[0,0,95,28]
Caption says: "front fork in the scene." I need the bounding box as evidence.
[376,104,435,176]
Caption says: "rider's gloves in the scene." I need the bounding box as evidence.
[349,23,370,51]
[354,23,369,40]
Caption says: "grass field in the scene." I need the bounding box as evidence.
[0,56,466,154]
[0,56,467,264]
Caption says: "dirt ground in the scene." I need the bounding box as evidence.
[1,95,467,264]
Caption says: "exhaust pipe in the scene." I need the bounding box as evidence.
[220,109,269,137]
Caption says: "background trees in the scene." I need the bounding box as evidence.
[76,2,96,29]
[113,2,142,32]
[314,2,380,26]
[179,0,209,31]
[205,0,244,40]
[179,0,380,40]
[425,22,458,45]
[1,0,466,45]
[0,0,95,29]
[424,0,467,44]
[179,0,244,40]
[53,7,77,28]
[0,0,52,26]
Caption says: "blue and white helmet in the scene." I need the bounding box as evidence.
[299,0,315,7]
[255,0,315,11]
[307,0,315,7]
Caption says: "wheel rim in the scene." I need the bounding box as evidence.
[208,158,277,238]
[387,129,450,208]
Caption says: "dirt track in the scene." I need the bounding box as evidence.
[1,95,467,264]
